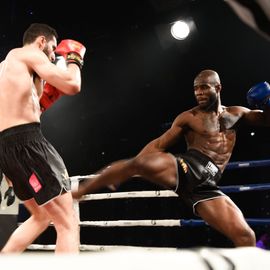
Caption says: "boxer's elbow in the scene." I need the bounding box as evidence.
[65,79,81,95]
[69,84,81,95]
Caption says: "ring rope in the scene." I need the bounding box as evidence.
[80,190,177,201]
[220,183,270,193]
[26,218,270,251]
[180,218,270,227]
[19,218,270,228]
[78,218,270,227]
[27,244,178,252]
[226,159,270,169]
[80,219,180,227]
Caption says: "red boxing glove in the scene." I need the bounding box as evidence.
[40,83,63,112]
[55,39,86,69]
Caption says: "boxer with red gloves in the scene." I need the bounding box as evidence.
[0,23,85,254]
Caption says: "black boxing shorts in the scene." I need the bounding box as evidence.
[174,149,226,215]
[0,122,71,205]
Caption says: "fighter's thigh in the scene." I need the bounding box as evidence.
[135,152,177,186]
[42,192,77,227]
[196,196,248,233]
[24,198,50,220]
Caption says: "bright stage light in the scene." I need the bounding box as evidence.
[170,20,190,40]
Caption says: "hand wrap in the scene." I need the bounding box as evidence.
[55,39,86,69]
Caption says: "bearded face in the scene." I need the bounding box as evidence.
[42,37,57,62]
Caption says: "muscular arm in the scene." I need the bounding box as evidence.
[240,106,270,126]
[25,49,81,95]
[137,112,189,156]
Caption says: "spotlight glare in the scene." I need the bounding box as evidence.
[170,20,190,40]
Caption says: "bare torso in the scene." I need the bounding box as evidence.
[0,47,42,131]
[184,106,243,172]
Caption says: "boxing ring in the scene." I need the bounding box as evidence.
[20,158,269,248]
[12,157,270,268]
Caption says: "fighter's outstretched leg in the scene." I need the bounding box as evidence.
[72,152,178,199]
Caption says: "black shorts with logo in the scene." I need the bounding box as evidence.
[174,149,226,215]
[0,122,70,205]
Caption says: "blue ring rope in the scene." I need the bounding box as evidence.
[221,158,270,192]
[227,159,270,170]
[180,218,270,227]
[220,183,270,193]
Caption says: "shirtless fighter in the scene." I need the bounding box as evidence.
[73,70,270,247]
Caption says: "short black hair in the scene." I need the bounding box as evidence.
[23,23,58,45]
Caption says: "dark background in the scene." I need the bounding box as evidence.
[1,0,270,174]
[1,0,270,248]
